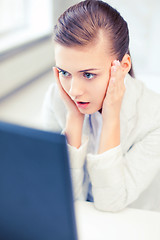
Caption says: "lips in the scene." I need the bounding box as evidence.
[76,101,90,109]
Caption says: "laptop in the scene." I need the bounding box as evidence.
[0,121,78,240]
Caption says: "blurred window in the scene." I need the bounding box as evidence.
[0,0,53,53]
[0,0,27,34]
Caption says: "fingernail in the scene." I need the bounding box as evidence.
[113,60,120,66]
[112,66,116,72]
[113,60,117,65]
[117,60,120,66]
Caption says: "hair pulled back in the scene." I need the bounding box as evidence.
[54,0,134,77]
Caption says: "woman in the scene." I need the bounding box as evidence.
[42,0,160,212]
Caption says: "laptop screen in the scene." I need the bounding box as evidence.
[0,121,78,240]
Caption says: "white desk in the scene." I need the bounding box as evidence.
[75,201,160,240]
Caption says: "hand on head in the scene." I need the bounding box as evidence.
[101,59,127,122]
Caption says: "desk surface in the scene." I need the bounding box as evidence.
[75,201,160,240]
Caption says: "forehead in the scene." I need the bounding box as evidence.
[54,38,113,72]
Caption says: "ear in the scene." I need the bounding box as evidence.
[120,54,131,74]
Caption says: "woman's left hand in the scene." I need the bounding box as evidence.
[101,60,126,123]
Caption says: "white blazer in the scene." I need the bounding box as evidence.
[42,74,160,212]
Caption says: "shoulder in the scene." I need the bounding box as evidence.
[43,82,66,110]
[42,82,67,131]
[125,74,160,120]
[134,76,160,124]
[44,82,60,104]
[121,75,160,152]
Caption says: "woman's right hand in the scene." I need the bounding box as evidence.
[53,67,84,119]
[53,67,84,148]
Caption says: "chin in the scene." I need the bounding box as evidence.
[81,107,101,115]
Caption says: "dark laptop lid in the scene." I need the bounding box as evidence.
[0,121,78,240]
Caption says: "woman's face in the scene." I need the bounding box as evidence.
[54,39,115,114]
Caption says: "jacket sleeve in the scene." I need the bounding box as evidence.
[87,127,160,212]
[42,83,89,200]
[67,136,89,201]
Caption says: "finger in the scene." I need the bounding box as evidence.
[114,61,126,82]
[53,66,67,99]
[107,74,115,95]
[111,60,125,90]
[53,66,76,108]
[112,62,126,98]
[110,60,119,87]
[53,67,67,94]
[108,61,123,100]
[107,59,125,97]
[109,60,119,87]
[53,67,61,88]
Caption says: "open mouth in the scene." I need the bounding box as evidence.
[76,101,90,109]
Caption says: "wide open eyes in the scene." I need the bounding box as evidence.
[58,68,96,80]
[83,72,95,80]
[58,70,70,78]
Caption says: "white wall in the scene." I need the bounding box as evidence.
[104,0,160,92]
[106,0,160,74]
[53,0,79,22]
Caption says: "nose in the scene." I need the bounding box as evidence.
[69,78,84,99]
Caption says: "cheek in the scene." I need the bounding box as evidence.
[98,87,107,103]
[95,77,109,100]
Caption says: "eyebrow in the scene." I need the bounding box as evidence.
[56,66,100,73]
[79,68,100,72]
